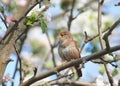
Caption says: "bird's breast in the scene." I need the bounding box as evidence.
[61,46,74,61]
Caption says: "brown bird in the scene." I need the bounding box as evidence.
[58,30,82,77]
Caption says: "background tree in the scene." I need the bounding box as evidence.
[0,0,120,86]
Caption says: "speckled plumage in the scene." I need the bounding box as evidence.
[58,30,82,77]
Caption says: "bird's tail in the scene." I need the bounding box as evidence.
[75,65,82,77]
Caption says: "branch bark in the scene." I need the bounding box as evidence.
[103,18,120,49]
[20,45,120,86]
[50,79,96,86]
[0,0,41,84]
[97,0,115,86]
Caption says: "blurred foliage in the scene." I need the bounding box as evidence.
[0,0,17,14]
[43,82,51,86]
[61,0,73,10]
[39,18,47,33]
[22,59,33,75]
[89,13,96,20]
[99,64,119,76]
[99,65,105,75]
[0,6,4,12]
[77,6,88,13]
[112,68,118,76]
[42,0,51,5]
[30,39,46,56]
[109,53,117,58]
[8,0,17,13]
[104,21,112,28]
[45,61,54,68]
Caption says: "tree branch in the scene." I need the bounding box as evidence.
[0,1,41,43]
[0,15,8,29]
[0,0,43,84]
[50,79,96,86]
[13,45,22,83]
[20,45,120,86]
[103,18,120,50]
[97,0,115,86]
[68,0,76,31]
[46,31,57,67]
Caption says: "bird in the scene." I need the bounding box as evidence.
[58,30,82,77]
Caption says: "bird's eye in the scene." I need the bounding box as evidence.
[60,34,63,37]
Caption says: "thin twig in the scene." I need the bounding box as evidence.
[68,0,76,31]
[98,0,104,49]
[73,0,97,20]
[33,67,38,77]
[47,73,74,84]
[11,57,19,86]
[46,31,57,67]
[20,45,120,86]
[13,45,22,84]
[98,0,115,86]
[0,15,8,28]
[0,9,8,28]
[81,17,120,51]
[12,30,26,86]
[12,25,29,86]
[81,31,88,51]
[52,9,70,20]
[115,2,120,6]
[91,58,119,68]
[103,18,120,50]
[50,79,96,86]
[0,1,42,43]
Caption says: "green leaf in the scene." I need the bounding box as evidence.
[61,0,72,10]
[109,53,113,56]
[45,61,54,68]
[39,20,47,33]
[112,68,118,76]
[43,82,51,86]
[43,0,50,5]
[24,19,33,26]
[104,21,112,28]
[24,12,38,26]
[99,65,105,75]
[30,39,46,55]
[77,7,88,13]
[29,12,37,21]
[0,6,3,12]
[109,53,117,58]
[89,13,95,19]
